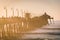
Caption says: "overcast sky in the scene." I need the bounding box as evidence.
[0,0,60,21]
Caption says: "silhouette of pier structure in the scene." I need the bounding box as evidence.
[0,8,54,39]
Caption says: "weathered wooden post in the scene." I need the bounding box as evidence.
[21,10,24,27]
[4,7,8,37]
[16,9,19,17]
[11,8,14,17]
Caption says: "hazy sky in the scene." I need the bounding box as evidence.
[0,0,60,21]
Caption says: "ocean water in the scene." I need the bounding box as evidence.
[21,21,60,40]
